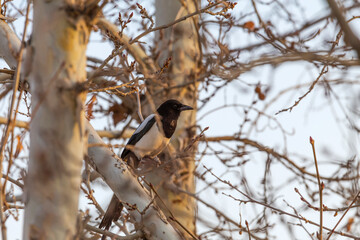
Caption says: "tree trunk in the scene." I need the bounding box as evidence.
[146,0,200,238]
[23,1,90,239]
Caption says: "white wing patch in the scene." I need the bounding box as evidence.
[134,114,155,135]
[133,122,170,159]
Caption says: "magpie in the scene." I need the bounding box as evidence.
[99,99,193,234]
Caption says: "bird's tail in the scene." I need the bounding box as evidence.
[99,194,123,239]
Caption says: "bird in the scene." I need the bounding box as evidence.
[99,99,193,235]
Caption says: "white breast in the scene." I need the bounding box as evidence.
[133,123,170,159]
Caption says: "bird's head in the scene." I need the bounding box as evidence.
[157,99,193,119]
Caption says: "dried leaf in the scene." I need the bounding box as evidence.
[86,95,97,120]
[255,84,266,100]
[244,21,255,31]
[14,135,23,158]
[347,217,354,232]
[108,103,132,126]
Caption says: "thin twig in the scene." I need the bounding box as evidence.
[310,137,323,240]
[90,1,225,81]
[203,165,360,239]
[136,88,144,122]
[2,89,23,194]
[326,190,360,240]
[88,80,136,93]
[174,187,266,240]
[0,3,31,239]
[1,174,24,189]
[204,136,359,181]
[169,216,199,240]
[85,224,144,240]
[144,182,200,240]
[245,220,252,240]
[326,0,360,59]
[276,65,328,114]
[274,7,360,115]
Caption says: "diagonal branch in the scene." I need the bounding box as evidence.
[327,0,360,59]
[95,18,158,76]
[0,18,21,69]
[204,136,360,181]
[205,166,360,240]
[85,121,182,240]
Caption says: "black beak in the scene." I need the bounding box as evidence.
[179,104,193,111]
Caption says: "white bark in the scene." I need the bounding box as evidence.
[148,0,199,237]
[23,1,90,239]
[0,73,12,82]
[155,0,181,63]
[0,19,21,69]
[86,121,182,240]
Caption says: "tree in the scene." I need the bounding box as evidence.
[1,0,360,239]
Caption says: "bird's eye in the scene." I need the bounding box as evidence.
[173,104,178,109]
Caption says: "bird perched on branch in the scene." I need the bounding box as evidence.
[99,99,193,235]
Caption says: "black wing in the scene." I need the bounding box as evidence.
[121,115,156,159]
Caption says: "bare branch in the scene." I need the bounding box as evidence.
[0,18,21,69]
[85,121,182,240]
[309,137,323,240]
[326,0,360,59]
